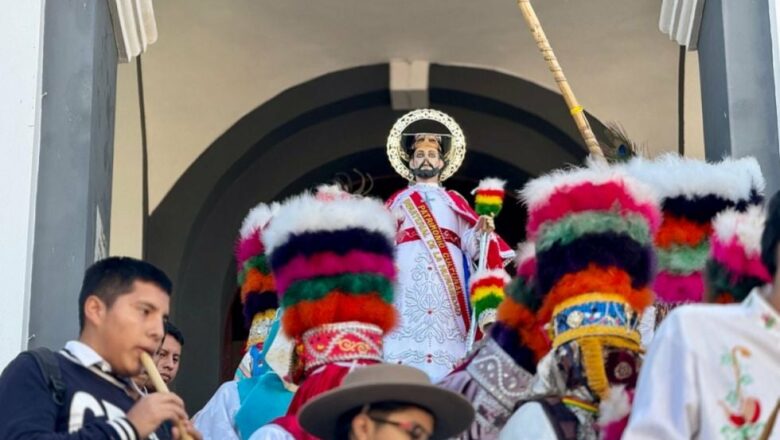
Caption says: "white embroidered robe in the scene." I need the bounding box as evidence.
[383,183,480,381]
[625,287,780,439]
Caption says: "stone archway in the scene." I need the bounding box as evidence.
[148,63,606,408]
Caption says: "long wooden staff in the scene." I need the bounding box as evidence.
[140,352,194,440]
[759,398,780,440]
[516,0,605,160]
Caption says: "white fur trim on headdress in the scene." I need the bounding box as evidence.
[313,184,351,201]
[621,154,765,202]
[264,192,396,254]
[520,160,658,212]
[239,202,280,239]
[515,241,536,268]
[469,268,511,288]
[712,205,766,256]
[471,177,507,194]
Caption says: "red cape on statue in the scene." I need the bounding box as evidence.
[386,187,514,269]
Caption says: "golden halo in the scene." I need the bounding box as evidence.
[386,109,466,182]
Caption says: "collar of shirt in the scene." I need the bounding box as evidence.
[410,181,442,189]
[744,285,780,338]
[63,340,114,374]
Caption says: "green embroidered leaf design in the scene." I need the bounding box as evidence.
[721,353,735,366]
[720,421,764,439]
[739,374,753,386]
[725,391,739,406]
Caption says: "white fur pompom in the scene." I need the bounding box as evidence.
[598,385,632,426]
[264,191,396,254]
[239,202,280,239]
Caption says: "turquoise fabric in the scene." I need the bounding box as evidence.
[233,315,294,439]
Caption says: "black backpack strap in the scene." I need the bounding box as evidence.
[26,347,66,406]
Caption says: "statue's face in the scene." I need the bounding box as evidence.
[409,137,445,181]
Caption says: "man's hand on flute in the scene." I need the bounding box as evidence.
[126,392,195,438]
[137,351,202,439]
[173,418,204,440]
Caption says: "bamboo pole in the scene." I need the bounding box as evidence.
[140,352,193,440]
[758,398,779,440]
[516,0,605,160]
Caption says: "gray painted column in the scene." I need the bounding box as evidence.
[28,0,117,349]
[698,0,780,196]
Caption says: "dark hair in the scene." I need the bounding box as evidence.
[334,401,433,440]
[335,406,363,440]
[164,321,185,346]
[78,257,173,331]
[761,190,780,278]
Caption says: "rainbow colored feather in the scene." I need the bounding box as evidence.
[706,206,771,303]
[469,269,510,328]
[621,155,765,305]
[520,161,660,401]
[494,242,550,370]
[264,186,398,339]
[472,178,507,217]
[235,202,280,350]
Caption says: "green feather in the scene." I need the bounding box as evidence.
[237,255,271,285]
[476,205,502,217]
[506,277,541,311]
[705,260,762,303]
[474,295,504,318]
[657,241,710,274]
[536,212,651,252]
[281,273,393,307]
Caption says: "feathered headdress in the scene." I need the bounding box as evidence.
[264,185,398,377]
[235,202,280,351]
[521,161,660,400]
[468,177,510,334]
[706,206,771,303]
[492,242,549,372]
[472,177,507,217]
[621,155,765,305]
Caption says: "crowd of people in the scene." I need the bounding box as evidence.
[1,109,778,439]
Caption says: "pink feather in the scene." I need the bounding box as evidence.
[235,230,264,268]
[526,181,661,240]
[517,258,536,280]
[711,238,771,283]
[653,271,704,303]
[274,250,396,293]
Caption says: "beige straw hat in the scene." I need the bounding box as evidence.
[298,364,474,440]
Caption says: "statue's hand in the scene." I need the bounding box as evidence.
[476,215,495,234]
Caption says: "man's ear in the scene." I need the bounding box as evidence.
[83,295,107,328]
[351,413,372,440]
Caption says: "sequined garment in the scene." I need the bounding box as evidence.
[438,338,534,439]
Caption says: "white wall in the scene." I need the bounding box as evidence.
[111,62,144,258]
[0,0,45,366]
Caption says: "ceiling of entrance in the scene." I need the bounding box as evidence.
[112,0,704,256]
